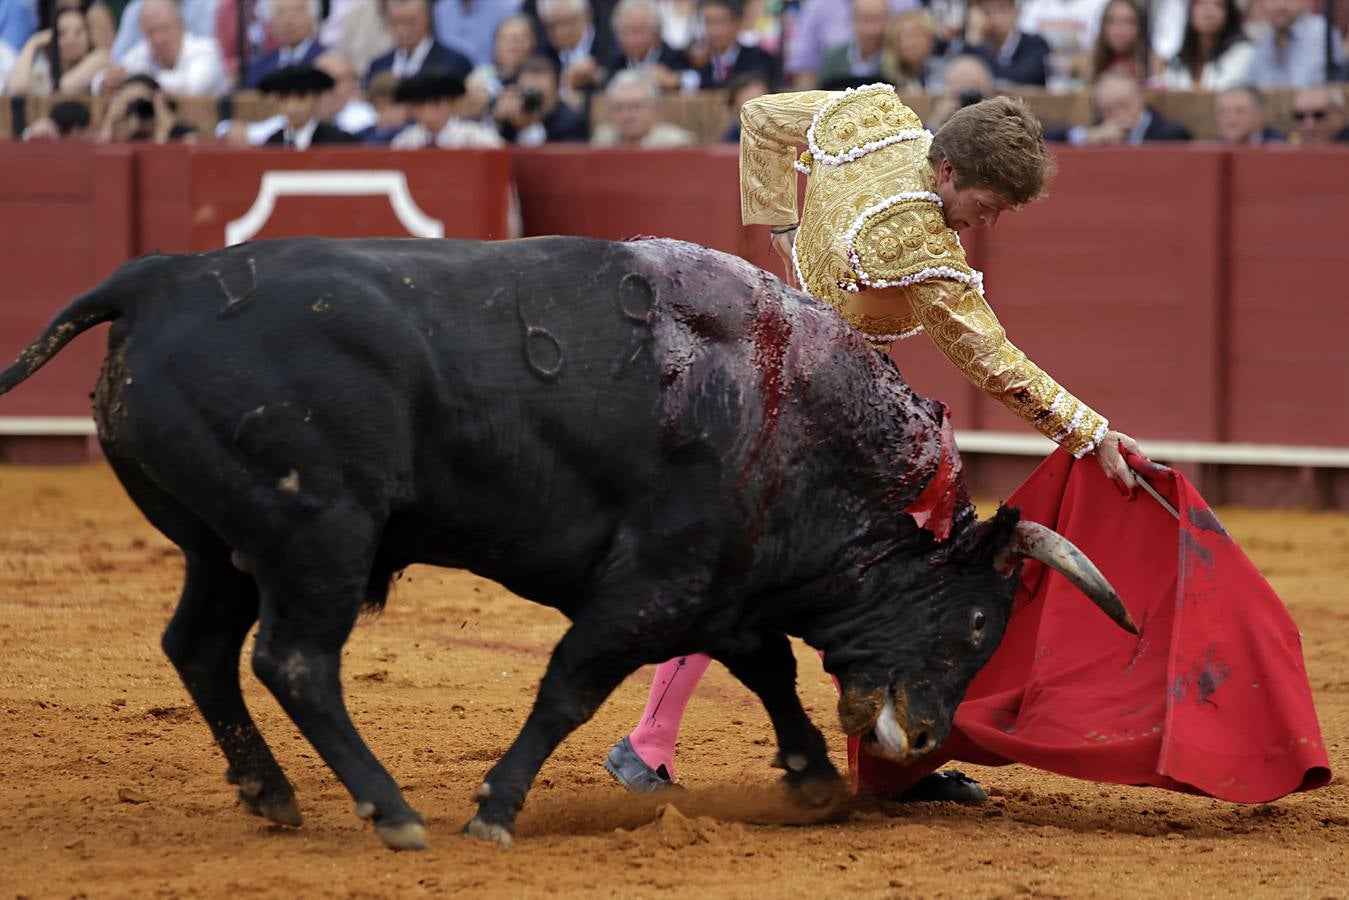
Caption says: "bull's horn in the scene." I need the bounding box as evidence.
[1000,521,1138,634]
[873,695,908,759]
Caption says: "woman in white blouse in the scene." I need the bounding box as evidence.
[1159,0,1253,90]
[7,7,109,96]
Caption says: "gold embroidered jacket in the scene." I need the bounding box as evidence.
[738,84,1108,458]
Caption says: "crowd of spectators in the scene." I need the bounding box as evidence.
[2,0,1346,146]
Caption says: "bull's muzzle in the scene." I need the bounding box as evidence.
[839,686,942,765]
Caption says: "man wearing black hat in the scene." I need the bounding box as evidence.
[258,64,361,149]
[390,70,503,148]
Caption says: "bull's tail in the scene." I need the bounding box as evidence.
[0,260,145,398]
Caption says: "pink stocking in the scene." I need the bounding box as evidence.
[626,653,713,780]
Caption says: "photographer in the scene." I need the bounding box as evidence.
[926,54,995,129]
[97,73,198,142]
[492,54,587,145]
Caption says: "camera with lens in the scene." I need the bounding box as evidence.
[957,89,985,109]
[128,97,156,120]
[520,88,544,115]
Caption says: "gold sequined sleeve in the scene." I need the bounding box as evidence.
[908,279,1110,458]
[739,91,835,227]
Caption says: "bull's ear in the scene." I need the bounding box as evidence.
[950,503,1022,569]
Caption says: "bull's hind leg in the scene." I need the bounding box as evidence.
[250,555,426,852]
[163,549,302,827]
[105,457,302,828]
[712,632,846,809]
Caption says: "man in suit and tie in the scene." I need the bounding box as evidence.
[259,64,362,147]
[1215,85,1285,145]
[538,0,609,100]
[244,0,327,90]
[695,0,775,90]
[1048,72,1193,144]
[366,0,472,87]
[958,0,1053,87]
[606,0,697,92]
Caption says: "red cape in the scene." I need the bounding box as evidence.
[853,451,1331,803]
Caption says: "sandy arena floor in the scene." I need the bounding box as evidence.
[1,463,1346,899]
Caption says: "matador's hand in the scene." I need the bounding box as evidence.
[1093,429,1147,494]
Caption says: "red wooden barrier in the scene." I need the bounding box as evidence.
[0,144,135,422]
[1,142,1347,505]
[1227,148,1349,447]
[512,146,753,259]
[967,147,1228,442]
[137,146,513,252]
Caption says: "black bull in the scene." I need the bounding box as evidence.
[0,236,1133,850]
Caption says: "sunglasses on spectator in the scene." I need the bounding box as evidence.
[1292,109,1328,121]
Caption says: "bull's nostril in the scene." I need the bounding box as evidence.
[911,731,932,753]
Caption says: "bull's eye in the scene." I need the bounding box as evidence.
[972,610,986,632]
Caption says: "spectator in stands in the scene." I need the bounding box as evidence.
[0,0,36,64]
[658,0,699,52]
[258,63,361,146]
[816,0,889,89]
[695,0,774,89]
[50,0,115,52]
[392,68,503,146]
[880,8,941,90]
[492,52,588,143]
[244,0,324,89]
[538,0,607,98]
[367,0,473,86]
[98,72,199,140]
[7,6,109,95]
[1088,0,1147,83]
[1248,0,1345,87]
[96,0,228,95]
[1290,83,1347,144]
[22,98,92,139]
[316,51,380,135]
[1020,0,1110,87]
[111,0,217,64]
[591,68,694,145]
[434,0,519,68]
[784,0,918,89]
[360,70,409,141]
[215,0,272,86]
[927,52,994,127]
[1214,85,1284,144]
[737,0,781,52]
[718,69,767,140]
[470,12,535,96]
[608,0,696,91]
[1159,0,1253,89]
[1050,70,1192,143]
[957,0,1052,86]
[1149,0,1187,64]
[322,0,395,79]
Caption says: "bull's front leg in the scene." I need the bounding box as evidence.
[712,631,847,810]
[465,617,639,848]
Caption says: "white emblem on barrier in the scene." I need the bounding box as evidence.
[224,170,446,246]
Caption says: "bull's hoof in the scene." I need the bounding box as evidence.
[375,820,429,851]
[237,779,303,827]
[784,769,849,813]
[461,816,515,849]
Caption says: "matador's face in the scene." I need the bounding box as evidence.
[933,158,1012,232]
